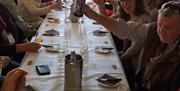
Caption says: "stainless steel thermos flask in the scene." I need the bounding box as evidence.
[64,51,83,91]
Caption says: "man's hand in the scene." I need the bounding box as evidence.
[1,68,28,91]
[83,5,96,19]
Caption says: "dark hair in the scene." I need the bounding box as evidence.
[134,0,148,16]
[119,0,149,21]
[119,4,130,21]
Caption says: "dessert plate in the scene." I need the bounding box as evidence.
[95,46,113,54]
[93,30,108,36]
[96,74,122,87]
[45,46,59,52]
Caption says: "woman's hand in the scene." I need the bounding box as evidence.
[1,68,28,91]
[16,42,41,52]
[25,42,41,52]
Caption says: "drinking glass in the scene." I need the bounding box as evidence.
[80,43,88,67]
[57,46,66,71]
[34,36,43,44]
[57,37,68,70]
[64,19,71,46]
[63,0,73,10]
[79,17,87,44]
[79,17,88,67]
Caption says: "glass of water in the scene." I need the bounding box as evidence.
[57,44,66,67]
[57,38,69,71]
[80,43,88,67]
[57,50,65,64]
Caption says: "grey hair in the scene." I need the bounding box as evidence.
[158,1,180,16]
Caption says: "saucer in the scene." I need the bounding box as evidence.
[42,29,60,36]
[47,18,59,23]
[45,46,59,52]
[95,46,113,54]
[93,30,108,36]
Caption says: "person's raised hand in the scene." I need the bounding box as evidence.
[1,68,28,91]
[83,5,96,19]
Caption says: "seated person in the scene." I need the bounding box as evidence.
[1,68,27,91]
[0,8,41,63]
[0,1,36,39]
[83,1,180,91]
[18,0,63,29]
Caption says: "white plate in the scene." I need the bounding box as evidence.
[96,74,122,88]
[45,46,59,52]
[97,80,121,88]
[95,46,112,54]
[47,18,59,23]
[93,30,108,36]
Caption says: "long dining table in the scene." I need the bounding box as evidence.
[21,8,130,91]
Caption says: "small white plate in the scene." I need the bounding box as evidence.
[93,30,108,36]
[47,18,60,23]
[95,46,112,54]
[45,46,59,52]
[96,74,122,88]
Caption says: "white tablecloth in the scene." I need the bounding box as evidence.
[21,10,130,91]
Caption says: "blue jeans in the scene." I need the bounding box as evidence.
[0,76,4,89]
[2,60,20,76]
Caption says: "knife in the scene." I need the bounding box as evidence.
[99,78,122,83]
[41,45,54,48]
[101,47,113,50]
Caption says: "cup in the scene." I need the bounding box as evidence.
[34,37,43,44]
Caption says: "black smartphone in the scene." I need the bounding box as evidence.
[35,65,50,75]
